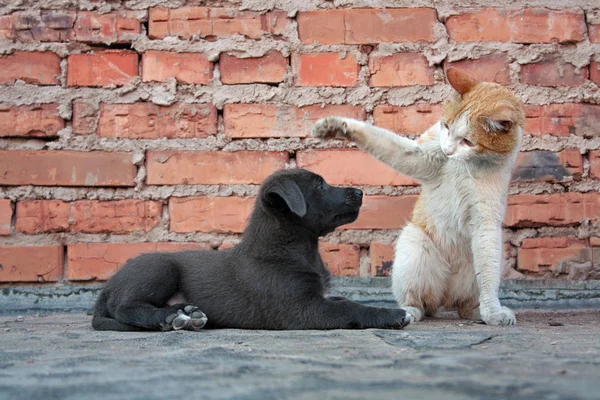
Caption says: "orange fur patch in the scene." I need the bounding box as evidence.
[442,71,525,154]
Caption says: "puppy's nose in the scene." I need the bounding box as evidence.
[351,188,363,199]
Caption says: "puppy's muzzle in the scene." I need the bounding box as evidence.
[345,188,363,208]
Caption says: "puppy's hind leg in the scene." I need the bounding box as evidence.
[392,224,450,322]
[167,304,208,331]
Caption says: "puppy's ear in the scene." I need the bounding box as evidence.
[265,179,307,217]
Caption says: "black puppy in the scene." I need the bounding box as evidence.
[92,169,411,331]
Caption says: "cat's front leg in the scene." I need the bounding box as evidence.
[472,223,516,326]
[312,117,443,182]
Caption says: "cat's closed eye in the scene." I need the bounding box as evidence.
[441,121,449,130]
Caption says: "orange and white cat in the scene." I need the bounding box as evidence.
[312,69,525,326]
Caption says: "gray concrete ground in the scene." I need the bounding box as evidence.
[0,310,599,400]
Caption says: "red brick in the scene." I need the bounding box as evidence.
[220,51,287,84]
[590,151,600,180]
[97,103,217,139]
[0,51,61,85]
[444,56,510,85]
[520,59,588,86]
[223,104,365,138]
[446,8,586,43]
[67,50,138,87]
[0,11,139,43]
[0,151,135,186]
[590,24,600,43]
[373,104,442,135]
[513,149,582,182]
[148,7,288,40]
[524,104,600,137]
[72,101,97,135]
[343,195,418,230]
[16,200,162,234]
[369,53,434,87]
[292,53,359,87]
[147,151,288,185]
[0,245,62,282]
[591,237,600,247]
[297,149,418,186]
[0,104,64,137]
[142,51,213,84]
[0,199,12,235]
[0,11,76,41]
[74,11,140,43]
[297,9,436,44]
[591,61,600,87]
[517,237,591,272]
[319,243,360,276]
[169,196,254,233]
[67,242,208,281]
[504,193,599,228]
[370,242,395,276]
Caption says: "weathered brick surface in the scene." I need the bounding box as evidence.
[505,193,599,228]
[223,104,365,138]
[0,11,140,43]
[142,51,213,84]
[169,196,254,233]
[297,150,418,186]
[446,9,587,43]
[96,103,218,139]
[369,53,435,87]
[520,59,589,86]
[319,243,360,276]
[591,61,600,86]
[512,149,582,182]
[590,151,600,180]
[0,200,12,236]
[16,200,162,234]
[67,50,138,87]
[524,104,600,136]
[373,105,442,134]
[0,245,63,282]
[0,51,60,85]
[444,56,510,85]
[292,53,359,87]
[220,51,287,84]
[148,8,288,39]
[147,151,288,185]
[0,104,64,137]
[0,151,135,186]
[517,238,591,273]
[297,9,437,44]
[344,196,418,230]
[67,242,209,281]
[370,242,395,276]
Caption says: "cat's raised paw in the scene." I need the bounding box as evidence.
[312,117,348,139]
[482,306,516,326]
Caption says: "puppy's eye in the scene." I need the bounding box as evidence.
[461,138,475,147]
[318,180,326,190]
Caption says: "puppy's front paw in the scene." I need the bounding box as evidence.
[482,306,516,326]
[312,117,349,140]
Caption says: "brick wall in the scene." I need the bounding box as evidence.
[0,1,599,285]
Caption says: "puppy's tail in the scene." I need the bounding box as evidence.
[92,291,144,332]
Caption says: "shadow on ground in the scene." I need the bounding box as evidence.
[0,310,598,400]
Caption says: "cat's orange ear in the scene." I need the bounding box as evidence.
[483,106,514,133]
[446,68,479,95]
